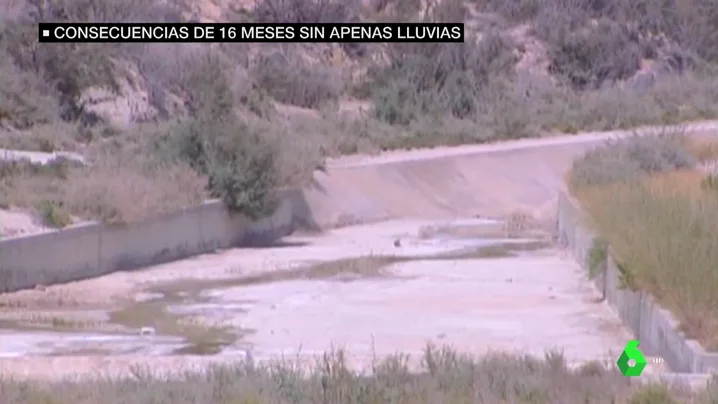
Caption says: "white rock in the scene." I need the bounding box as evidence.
[140,327,156,336]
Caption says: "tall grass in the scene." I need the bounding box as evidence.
[575,172,718,348]
[1,347,715,404]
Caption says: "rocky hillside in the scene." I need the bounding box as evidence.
[0,0,717,230]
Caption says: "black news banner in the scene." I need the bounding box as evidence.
[39,23,464,43]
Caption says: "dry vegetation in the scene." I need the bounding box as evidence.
[1,0,718,398]
[568,133,718,349]
[1,0,718,226]
[2,348,718,404]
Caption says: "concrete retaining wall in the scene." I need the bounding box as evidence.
[0,191,295,293]
[557,190,718,373]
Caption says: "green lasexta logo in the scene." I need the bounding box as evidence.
[617,340,647,376]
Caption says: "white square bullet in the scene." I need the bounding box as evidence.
[42,30,50,37]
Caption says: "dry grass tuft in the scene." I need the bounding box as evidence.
[0,156,208,225]
[61,158,208,224]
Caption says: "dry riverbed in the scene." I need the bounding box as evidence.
[0,217,650,378]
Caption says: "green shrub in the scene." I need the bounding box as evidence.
[531,0,718,70]
[251,51,344,109]
[604,0,718,64]
[677,0,718,63]
[204,122,279,219]
[425,0,468,22]
[0,58,59,129]
[159,117,280,220]
[35,200,72,228]
[137,45,281,219]
[568,146,645,190]
[469,0,542,22]
[547,18,642,90]
[568,133,697,189]
[141,49,284,220]
[372,77,432,125]
[252,0,357,23]
[371,31,517,124]
[617,134,697,171]
[386,0,423,18]
[134,44,275,120]
[173,49,237,119]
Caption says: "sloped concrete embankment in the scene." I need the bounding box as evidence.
[292,141,587,230]
[557,190,718,376]
[291,121,718,230]
[0,191,295,293]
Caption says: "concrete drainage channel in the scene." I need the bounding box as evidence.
[0,219,548,356]
[2,122,718,385]
[0,217,659,379]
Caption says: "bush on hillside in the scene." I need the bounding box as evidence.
[35,199,72,228]
[621,134,698,171]
[483,0,717,66]
[204,123,279,219]
[372,31,517,125]
[677,0,718,63]
[132,43,199,120]
[179,50,237,119]
[369,0,513,125]
[380,0,423,18]
[252,0,357,23]
[251,51,344,109]
[141,45,268,120]
[135,45,277,120]
[156,117,280,220]
[568,133,697,189]
[1,22,117,122]
[603,0,718,63]
[0,58,59,130]
[547,18,642,90]
[568,146,645,190]
[469,0,542,22]
[136,47,283,220]
[0,0,182,124]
